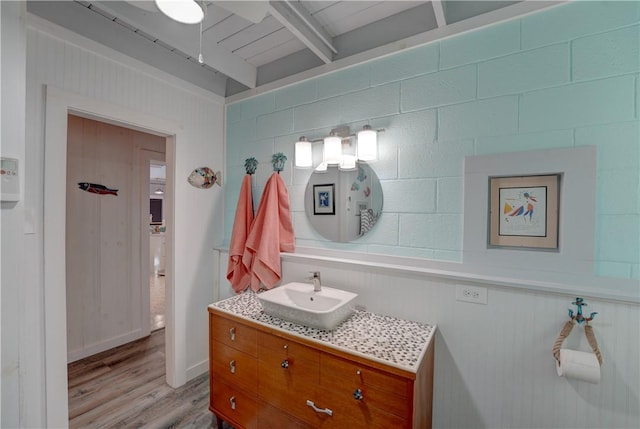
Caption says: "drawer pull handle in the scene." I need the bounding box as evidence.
[356,369,362,375]
[283,344,288,350]
[229,327,236,341]
[281,359,289,369]
[306,400,333,416]
[229,360,236,374]
[353,388,363,401]
[230,396,236,410]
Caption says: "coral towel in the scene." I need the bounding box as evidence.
[226,175,254,292]
[242,172,295,290]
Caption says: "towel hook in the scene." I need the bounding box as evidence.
[568,297,597,324]
[244,157,258,175]
[272,152,287,173]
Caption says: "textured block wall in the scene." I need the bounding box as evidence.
[226,1,640,279]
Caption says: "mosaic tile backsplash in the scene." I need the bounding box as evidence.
[210,291,436,372]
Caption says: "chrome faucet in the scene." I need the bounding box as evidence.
[308,271,321,292]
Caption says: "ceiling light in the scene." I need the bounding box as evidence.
[154,188,164,195]
[155,0,204,24]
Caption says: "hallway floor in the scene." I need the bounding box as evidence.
[151,274,165,331]
[67,329,227,428]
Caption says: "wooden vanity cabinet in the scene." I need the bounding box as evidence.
[208,312,258,429]
[209,308,434,429]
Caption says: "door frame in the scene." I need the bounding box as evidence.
[44,86,182,427]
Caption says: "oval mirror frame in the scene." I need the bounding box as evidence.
[304,163,383,242]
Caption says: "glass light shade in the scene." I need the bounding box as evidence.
[155,0,204,24]
[339,155,357,171]
[323,134,342,165]
[357,125,378,161]
[295,138,313,168]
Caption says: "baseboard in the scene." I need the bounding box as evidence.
[67,329,145,363]
[186,359,209,381]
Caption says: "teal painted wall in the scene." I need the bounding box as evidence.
[225,1,640,279]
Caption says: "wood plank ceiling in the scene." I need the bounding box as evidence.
[27,1,558,98]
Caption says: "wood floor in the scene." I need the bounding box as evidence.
[68,329,231,429]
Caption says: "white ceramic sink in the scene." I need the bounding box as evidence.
[257,282,358,330]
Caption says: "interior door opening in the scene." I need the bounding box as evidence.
[65,114,168,361]
[149,161,166,332]
[45,88,182,427]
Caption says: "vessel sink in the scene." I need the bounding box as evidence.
[257,282,358,330]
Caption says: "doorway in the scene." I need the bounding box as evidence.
[44,86,183,427]
[149,161,166,331]
[65,115,167,362]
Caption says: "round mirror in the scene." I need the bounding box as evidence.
[304,163,383,242]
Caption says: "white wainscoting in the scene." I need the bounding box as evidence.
[216,249,640,429]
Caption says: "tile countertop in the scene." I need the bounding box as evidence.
[209,291,436,373]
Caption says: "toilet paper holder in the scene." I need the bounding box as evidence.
[553,297,603,366]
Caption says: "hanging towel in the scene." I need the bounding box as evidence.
[242,172,295,291]
[359,208,377,236]
[226,174,254,293]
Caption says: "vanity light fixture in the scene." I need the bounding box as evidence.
[155,0,204,24]
[356,125,378,162]
[153,187,165,195]
[294,137,313,168]
[294,125,383,170]
[323,131,343,165]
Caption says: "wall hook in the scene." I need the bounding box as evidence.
[244,157,258,175]
[568,297,597,324]
[272,152,287,173]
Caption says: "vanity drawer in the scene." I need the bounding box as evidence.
[258,400,315,429]
[314,385,407,429]
[320,353,409,394]
[319,353,410,418]
[211,380,258,429]
[211,341,257,394]
[258,330,320,364]
[210,313,257,357]
[258,331,320,424]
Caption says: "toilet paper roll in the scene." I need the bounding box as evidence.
[556,348,601,384]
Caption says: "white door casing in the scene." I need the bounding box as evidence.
[44,86,182,428]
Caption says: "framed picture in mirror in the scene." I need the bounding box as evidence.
[313,184,335,215]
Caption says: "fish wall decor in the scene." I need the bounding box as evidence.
[78,182,118,196]
[187,167,222,189]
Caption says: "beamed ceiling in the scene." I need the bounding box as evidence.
[27,1,563,98]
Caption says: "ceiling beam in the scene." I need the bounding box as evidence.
[229,0,565,103]
[432,0,447,28]
[93,1,257,88]
[267,1,334,64]
[283,0,337,55]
